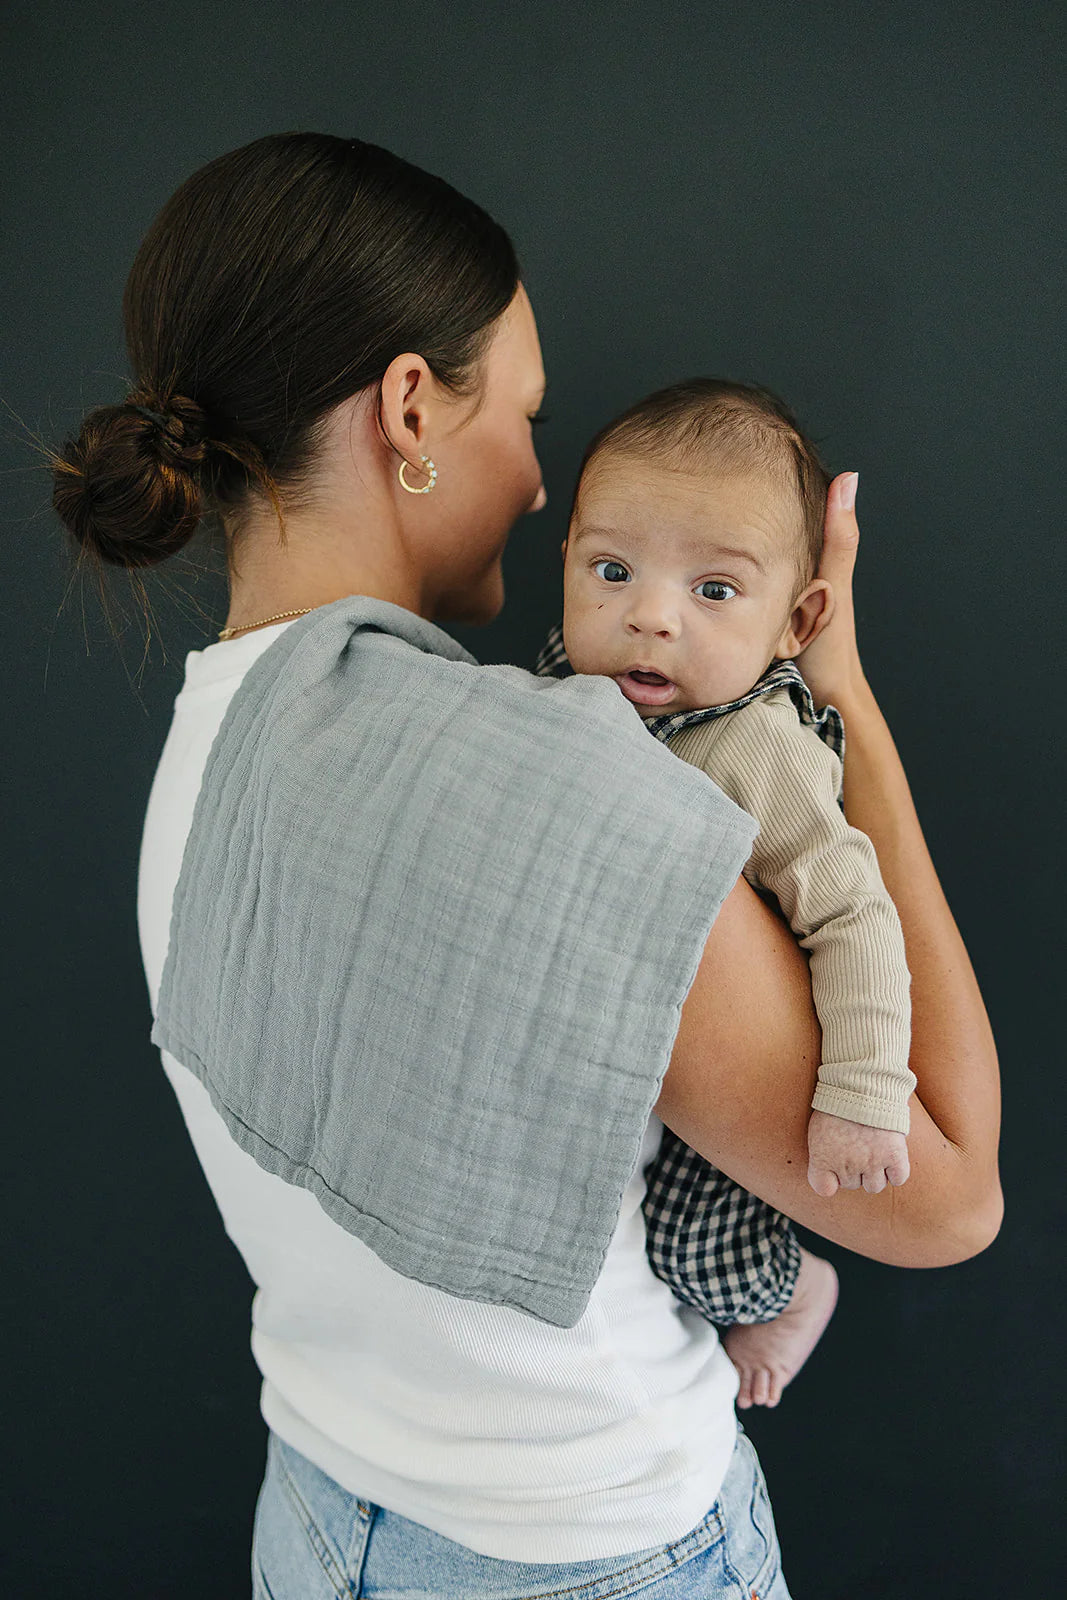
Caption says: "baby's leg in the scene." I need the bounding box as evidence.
[642,1128,837,1407]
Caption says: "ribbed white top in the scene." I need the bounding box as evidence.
[135,620,739,1561]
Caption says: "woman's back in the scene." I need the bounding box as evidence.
[136,619,741,1564]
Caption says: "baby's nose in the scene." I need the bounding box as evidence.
[625,596,681,636]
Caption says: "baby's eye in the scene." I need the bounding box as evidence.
[696,580,737,602]
[593,559,630,583]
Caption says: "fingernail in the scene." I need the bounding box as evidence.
[839,472,859,511]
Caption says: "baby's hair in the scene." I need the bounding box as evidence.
[574,378,831,588]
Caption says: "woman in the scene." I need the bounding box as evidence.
[52,132,1001,1597]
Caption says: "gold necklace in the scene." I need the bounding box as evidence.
[218,607,314,641]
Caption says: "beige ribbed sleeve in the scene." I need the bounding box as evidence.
[665,688,914,1133]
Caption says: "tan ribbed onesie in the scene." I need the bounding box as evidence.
[665,685,915,1133]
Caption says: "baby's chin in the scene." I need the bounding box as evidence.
[572,654,742,716]
[629,681,749,718]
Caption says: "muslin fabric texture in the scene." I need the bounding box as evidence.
[151,595,756,1328]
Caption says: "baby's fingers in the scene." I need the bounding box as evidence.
[807,1160,840,1198]
[885,1148,911,1187]
[861,1167,888,1195]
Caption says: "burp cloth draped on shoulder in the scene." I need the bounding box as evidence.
[151,595,756,1327]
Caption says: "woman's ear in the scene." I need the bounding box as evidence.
[560,537,568,564]
[774,578,836,659]
[378,350,438,460]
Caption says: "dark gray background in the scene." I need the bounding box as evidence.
[2,2,1063,1595]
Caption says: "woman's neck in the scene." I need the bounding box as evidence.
[221,502,428,636]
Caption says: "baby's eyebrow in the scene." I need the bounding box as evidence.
[572,523,766,573]
[703,544,766,572]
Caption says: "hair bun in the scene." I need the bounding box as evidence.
[52,390,211,569]
[127,391,210,466]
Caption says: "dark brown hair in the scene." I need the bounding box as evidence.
[573,378,831,587]
[51,132,520,571]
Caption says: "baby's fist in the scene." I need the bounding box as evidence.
[806,1109,910,1197]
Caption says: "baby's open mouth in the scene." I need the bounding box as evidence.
[614,669,678,706]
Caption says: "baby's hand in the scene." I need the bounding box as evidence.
[806,1109,910,1197]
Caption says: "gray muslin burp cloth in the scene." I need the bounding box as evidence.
[151,594,757,1326]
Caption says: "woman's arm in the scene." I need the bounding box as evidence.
[654,473,1002,1267]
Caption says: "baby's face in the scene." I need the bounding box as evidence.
[561,456,807,716]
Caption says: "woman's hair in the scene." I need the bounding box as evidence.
[51,132,520,570]
[574,378,831,586]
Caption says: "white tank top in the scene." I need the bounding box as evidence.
[136,620,739,1562]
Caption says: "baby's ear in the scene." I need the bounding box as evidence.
[560,537,568,563]
[774,578,835,659]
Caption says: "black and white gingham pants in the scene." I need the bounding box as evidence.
[642,1128,801,1325]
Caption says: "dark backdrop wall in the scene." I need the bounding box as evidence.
[3,3,1063,1595]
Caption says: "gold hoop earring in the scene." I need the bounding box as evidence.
[398,454,438,494]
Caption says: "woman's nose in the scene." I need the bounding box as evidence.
[528,482,548,513]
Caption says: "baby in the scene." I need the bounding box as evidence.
[535,378,915,1408]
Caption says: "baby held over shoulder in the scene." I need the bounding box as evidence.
[558,378,914,1199]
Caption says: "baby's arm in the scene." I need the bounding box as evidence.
[667,692,914,1197]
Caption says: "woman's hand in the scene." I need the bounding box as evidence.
[796,472,865,710]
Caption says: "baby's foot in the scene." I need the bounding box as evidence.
[722,1248,838,1409]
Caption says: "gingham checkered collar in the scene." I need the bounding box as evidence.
[533,619,844,760]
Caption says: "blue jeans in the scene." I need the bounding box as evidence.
[251,1424,792,1598]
